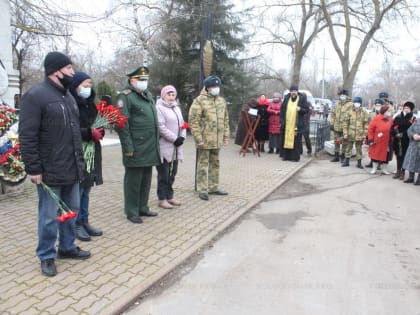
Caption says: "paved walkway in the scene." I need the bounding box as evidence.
[0,134,311,314]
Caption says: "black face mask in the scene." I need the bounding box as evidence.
[58,71,73,89]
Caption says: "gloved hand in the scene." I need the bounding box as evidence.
[173,136,185,147]
[92,128,104,142]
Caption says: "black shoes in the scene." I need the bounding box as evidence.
[75,223,91,242]
[41,259,57,277]
[83,221,103,236]
[127,215,143,224]
[140,211,158,217]
[209,190,228,195]
[57,246,91,260]
[199,193,209,200]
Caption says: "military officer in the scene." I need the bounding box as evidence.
[189,75,230,201]
[116,66,160,223]
[342,96,369,168]
[330,88,353,163]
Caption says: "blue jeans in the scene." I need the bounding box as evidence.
[77,186,91,224]
[36,183,79,261]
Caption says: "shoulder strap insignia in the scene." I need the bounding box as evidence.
[122,89,131,95]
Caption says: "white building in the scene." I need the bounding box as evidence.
[0,0,19,108]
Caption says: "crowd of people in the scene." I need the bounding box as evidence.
[329,90,420,185]
[19,51,230,277]
[18,51,420,278]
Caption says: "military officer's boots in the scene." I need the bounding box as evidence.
[342,158,350,167]
[356,159,363,169]
[330,152,340,162]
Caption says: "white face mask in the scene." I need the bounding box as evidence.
[210,87,220,96]
[385,111,392,117]
[136,80,148,91]
[78,86,91,99]
[339,95,346,101]
[353,103,361,109]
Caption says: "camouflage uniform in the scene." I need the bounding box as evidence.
[189,88,230,194]
[330,98,353,157]
[343,107,369,160]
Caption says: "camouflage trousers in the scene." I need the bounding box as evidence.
[345,140,363,160]
[197,148,220,194]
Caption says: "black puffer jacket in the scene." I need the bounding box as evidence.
[19,78,85,186]
[69,88,103,188]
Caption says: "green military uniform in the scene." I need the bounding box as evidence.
[343,107,369,162]
[189,88,230,194]
[116,66,160,219]
[330,97,353,159]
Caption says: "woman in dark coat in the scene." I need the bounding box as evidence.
[255,95,270,152]
[70,72,103,241]
[391,101,416,180]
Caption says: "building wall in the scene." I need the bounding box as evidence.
[0,0,19,108]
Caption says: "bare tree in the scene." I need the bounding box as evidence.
[320,0,415,94]
[251,1,330,86]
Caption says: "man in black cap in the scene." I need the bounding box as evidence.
[115,66,160,223]
[330,88,353,163]
[279,85,309,162]
[19,51,91,277]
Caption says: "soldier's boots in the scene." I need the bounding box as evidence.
[356,159,363,169]
[75,222,91,242]
[415,176,420,186]
[342,158,350,167]
[331,152,340,162]
[340,153,345,164]
[365,160,373,168]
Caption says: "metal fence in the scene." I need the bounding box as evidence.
[309,119,331,154]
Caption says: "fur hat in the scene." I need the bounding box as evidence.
[289,85,299,91]
[374,98,384,105]
[338,88,349,96]
[353,96,362,104]
[379,91,389,99]
[44,51,72,76]
[203,75,221,88]
[160,85,177,99]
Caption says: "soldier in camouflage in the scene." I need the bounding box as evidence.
[330,89,353,163]
[342,96,369,168]
[188,75,230,201]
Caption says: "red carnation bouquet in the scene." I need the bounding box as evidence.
[41,182,78,222]
[170,122,189,175]
[83,100,127,173]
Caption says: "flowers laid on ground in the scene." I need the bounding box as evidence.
[41,182,78,222]
[0,105,26,185]
[83,100,127,173]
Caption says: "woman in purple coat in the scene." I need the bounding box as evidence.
[156,85,186,209]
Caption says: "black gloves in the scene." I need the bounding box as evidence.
[173,136,185,147]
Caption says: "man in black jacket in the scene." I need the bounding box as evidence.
[19,51,91,277]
